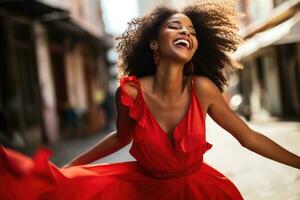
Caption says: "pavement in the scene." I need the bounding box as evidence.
[48,116,300,200]
[204,117,300,200]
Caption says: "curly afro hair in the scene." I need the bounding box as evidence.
[115,0,243,92]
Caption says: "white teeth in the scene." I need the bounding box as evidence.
[174,39,190,48]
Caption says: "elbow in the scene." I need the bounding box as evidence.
[116,130,133,147]
[239,130,257,149]
[239,140,249,148]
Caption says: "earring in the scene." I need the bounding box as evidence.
[150,42,159,66]
[153,48,160,66]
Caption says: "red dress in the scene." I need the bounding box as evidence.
[0,76,243,200]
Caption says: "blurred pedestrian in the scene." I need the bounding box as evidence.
[1,1,299,199]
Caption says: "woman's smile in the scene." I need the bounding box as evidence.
[157,13,198,63]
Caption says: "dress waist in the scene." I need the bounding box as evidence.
[141,160,202,179]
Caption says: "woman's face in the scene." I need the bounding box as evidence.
[155,13,198,63]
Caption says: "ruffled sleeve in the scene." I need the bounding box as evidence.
[119,76,146,127]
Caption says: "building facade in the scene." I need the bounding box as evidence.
[0,0,112,150]
[234,0,300,120]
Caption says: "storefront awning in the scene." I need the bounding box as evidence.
[46,18,113,49]
[233,13,300,60]
[0,0,66,18]
[0,0,113,49]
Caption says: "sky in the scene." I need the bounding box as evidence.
[100,0,139,35]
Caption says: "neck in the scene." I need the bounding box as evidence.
[153,59,187,101]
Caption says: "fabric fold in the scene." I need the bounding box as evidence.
[0,145,34,177]
[120,76,146,127]
[175,130,213,154]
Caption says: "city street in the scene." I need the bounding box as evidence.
[49,116,300,200]
[1,0,299,199]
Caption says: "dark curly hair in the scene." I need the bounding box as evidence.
[115,0,243,92]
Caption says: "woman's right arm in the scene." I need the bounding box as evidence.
[63,130,129,167]
[63,86,136,167]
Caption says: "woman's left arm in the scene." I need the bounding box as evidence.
[194,76,300,169]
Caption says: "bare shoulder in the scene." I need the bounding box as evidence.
[192,75,223,113]
[192,75,220,96]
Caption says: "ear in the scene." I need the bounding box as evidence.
[149,40,158,50]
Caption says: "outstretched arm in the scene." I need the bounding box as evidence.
[194,76,300,169]
[64,87,135,167]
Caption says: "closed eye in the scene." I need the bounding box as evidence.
[169,26,179,29]
[168,25,197,36]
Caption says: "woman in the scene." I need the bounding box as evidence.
[1,1,299,200]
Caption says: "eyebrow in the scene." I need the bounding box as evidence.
[167,20,195,30]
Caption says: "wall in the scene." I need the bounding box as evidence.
[39,0,105,37]
[65,43,88,112]
[34,22,60,143]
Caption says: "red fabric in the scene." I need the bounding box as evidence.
[0,75,243,200]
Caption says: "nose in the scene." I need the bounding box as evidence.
[180,27,190,37]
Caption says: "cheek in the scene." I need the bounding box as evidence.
[160,28,174,38]
[158,30,174,47]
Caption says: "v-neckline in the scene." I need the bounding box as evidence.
[137,77,194,140]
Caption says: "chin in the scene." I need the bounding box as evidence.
[170,47,193,61]
[172,52,192,63]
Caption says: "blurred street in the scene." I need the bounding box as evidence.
[49,116,300,200]
[1,0,300,199]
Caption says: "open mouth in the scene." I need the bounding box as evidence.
[174,38,190,49]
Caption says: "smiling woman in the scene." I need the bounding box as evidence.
[1,0,300,200]
[116,2,243,92]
